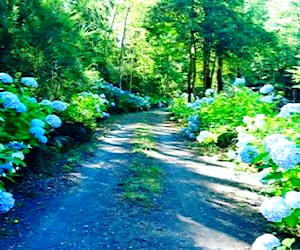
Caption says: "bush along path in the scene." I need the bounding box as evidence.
[0,109,275,249]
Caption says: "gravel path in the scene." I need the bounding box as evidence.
[1,109,268,249]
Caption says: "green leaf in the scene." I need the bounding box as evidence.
[281,238,295,248]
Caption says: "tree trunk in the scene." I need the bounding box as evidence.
[217,55,224,92]
[119,6,131,90]
[203,40,212,91]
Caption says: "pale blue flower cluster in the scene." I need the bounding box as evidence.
[278,103,300,118]
[27,97,37,103]
[31,119,45,128]
[40,99,53,108]
[16,103,27,113]
[238,146,259,164]
[284,191,300,209]
[0,92,27,112]
[0,191,15,213]
[45,114,62,128]
[52,100,68,112]
[29,126,45,139]
[103,82,150,111]
[20,77,38,88]
[251,233,281,250]
[268,139,299,170]
[0,73,13,84]
[260,84,274,95]
[260,196,292,222]
[263,134,287,153]
[233,77,246,86]
[260,95,274,103]
[181,115,201,140]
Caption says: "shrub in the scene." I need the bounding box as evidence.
[0,73,66,212]
[63,92,109,130]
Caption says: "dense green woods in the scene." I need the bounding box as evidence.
[0,0,299,100]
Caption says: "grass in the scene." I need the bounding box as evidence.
[120,160,163,206]
[120,125,164,206]
[132,125,156,153]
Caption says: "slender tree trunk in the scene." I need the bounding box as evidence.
[119,6,131,89]
[104,4,118,57]
[203,40,212,91]
[217,55,224,92]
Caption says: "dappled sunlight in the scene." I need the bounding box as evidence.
[176,214,249,249]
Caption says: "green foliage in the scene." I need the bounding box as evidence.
[64,93,108,130]
[169,96,193,123]
[196,87,277,144]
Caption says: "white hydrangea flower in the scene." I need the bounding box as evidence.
[253,114,266,128]
[260,196,292,222]
[205,88,215,97]
[251,233,281,250]
[260,84,275,95]
[236,132,256,148]
[263,134,287,153]
[285,191,300,209]
[196,130,216,143]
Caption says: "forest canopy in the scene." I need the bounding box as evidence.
[0,0,299,100]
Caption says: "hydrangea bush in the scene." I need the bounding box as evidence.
[98,82,151,112]
[63,92,109,130]
[169,83,299,247]
[234,112,299,246]
[0,73,66,213]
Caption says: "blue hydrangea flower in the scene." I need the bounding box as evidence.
[45,115,62,128]
[52,100,68,112]
[269,140,299,170]
[0,191,15,213]
[38,136,48,144]
[16,103,27,113]
[7,141,26,151]
[251,233,281,250]
[0,92,21,109]
[260,196,291,222]
[40,99,53,108]
[0,163,13,171]
[260,84,274,95]
[27,97,37,103]
[285,191,300,209]
[29,126,45,139]
[238,146,259,164]
[20,77,38,88]
[263,134,287,152]
[0,73,13,84]
[31,119,45,128]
